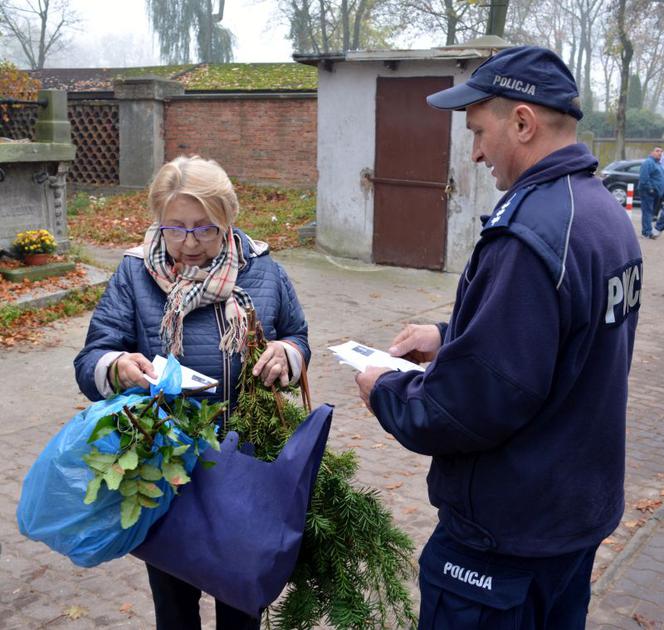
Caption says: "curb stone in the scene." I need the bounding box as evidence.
[591,505,664,605]
[11,264,112,310]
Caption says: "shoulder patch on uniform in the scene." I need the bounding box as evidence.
[481,186,536,233]
[604,259,642,326]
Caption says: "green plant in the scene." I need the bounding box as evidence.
[84,390,226,529]
[0,304,23,328]
[12,229,57,257]
[68,192,93,216]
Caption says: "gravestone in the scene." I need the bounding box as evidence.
[0,89,75,253]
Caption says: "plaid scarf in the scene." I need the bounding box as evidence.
[143,223,254,357]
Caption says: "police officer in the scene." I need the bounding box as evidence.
[356,46,642,629]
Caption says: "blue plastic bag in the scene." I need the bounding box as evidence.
[134,403,333,618]
[16,355,203,567]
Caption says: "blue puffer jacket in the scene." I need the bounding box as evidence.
[638,155,664,195]
[75,229,310,407]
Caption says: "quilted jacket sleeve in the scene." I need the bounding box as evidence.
[274,263,311,366]
[74,258,139,401]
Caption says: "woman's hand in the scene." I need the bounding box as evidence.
[108,353,158,390]
[253,341,290,387]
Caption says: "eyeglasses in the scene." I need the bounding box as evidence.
[159,225,221,243]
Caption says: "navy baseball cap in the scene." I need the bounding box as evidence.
[427,46,583,120]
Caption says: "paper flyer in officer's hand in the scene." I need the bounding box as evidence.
[328,340,425,374]
[144,354,218,392]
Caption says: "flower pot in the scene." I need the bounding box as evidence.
[24,253,50,266]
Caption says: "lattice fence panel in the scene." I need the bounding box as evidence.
[0,100,120,185]
[68,101,119,184]
[0,104,38,140]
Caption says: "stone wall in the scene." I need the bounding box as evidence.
[0,90,75,251]
[164,94,317,188]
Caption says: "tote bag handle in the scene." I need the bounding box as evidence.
[281,339,312,413]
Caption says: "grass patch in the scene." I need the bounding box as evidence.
[183,63,317,91]
[67,183,316,250]
[117,64,195,80]
[0,304,23,328]
[111,63,317,91]
[68,191,91,216]
[0,285,105,348]
[67,242,109,269]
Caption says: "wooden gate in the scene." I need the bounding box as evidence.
[372,76,452,269]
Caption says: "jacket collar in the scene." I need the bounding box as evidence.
[496,143,598,207]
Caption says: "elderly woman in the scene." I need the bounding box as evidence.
[74,156,310,630]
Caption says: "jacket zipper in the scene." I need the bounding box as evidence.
[214,303,230,429]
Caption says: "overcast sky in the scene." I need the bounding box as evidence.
[68,0,294,65]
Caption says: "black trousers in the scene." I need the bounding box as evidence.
[146,563,261,630]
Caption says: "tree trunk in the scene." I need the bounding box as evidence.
[615,0,632,161]
[318,0,329,53]
[485,0,509,37]
[37,0,49,69]
[341,0,350,51]
[444,0,458,45]
[351,0,369,50]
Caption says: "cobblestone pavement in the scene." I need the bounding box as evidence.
[1,219,663,629]
[586,213,664,630]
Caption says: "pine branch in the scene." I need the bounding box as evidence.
[226,309,417,629]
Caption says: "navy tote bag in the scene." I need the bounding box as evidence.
[133,403,333,618]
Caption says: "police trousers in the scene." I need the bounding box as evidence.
[418,524,599,630]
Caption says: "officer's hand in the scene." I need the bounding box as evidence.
[109,353,157,390]
[388,324,442,363]
[252,341,290,388]
[355,366,392,413]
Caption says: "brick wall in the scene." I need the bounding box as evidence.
[164,94,317,188]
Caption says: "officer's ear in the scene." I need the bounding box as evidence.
[512,104,537,143]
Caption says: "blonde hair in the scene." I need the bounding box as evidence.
[148,156,239,227]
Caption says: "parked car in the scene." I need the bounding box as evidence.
[598,159,644,206]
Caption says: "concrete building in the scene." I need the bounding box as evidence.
[295,36,508,273]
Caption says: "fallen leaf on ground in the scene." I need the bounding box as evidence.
[64,605,88,620]
[119,602,134,615]
[624,519,646,530]
[633,612,658,629]
[634,498,662,513]
[402,506,418,514]
[371,443,387,449]
[385,482,403,490]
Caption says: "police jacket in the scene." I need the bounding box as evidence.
[638,155,664,195]
[370,143,642,557]
[75,228,310,407]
